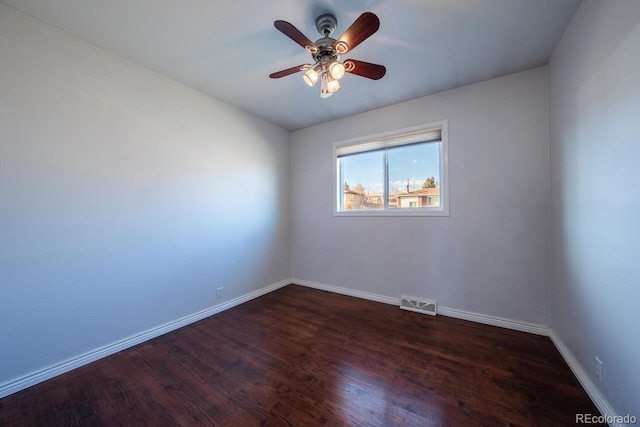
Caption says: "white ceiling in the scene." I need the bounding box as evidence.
[1,0,581,131]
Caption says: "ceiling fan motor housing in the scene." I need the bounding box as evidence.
[311,14,341,63]
[315,14,337,36]
[312,37,339,63]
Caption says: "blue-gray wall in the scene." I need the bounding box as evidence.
[549,0,640,417]
[0,4,290,392]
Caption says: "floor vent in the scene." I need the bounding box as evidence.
[400,296,437,316]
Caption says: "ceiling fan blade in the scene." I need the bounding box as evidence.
[269,64,311,79]
[274,20,317,51]
[335,12,380,54]
[344,59,386,80]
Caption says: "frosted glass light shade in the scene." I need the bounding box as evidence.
[329,61,346,80]
[327,78,340,93]
[303,67,320,86]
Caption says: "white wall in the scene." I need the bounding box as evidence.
[291,67,550,326]
[548,0,640,417]
[0,4,290,390]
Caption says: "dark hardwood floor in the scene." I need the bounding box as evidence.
[0,285,603,426]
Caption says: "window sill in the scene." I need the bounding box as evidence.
[334,208,449,217]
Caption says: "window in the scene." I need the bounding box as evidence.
[334,120,448,216]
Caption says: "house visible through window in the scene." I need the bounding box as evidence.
[334,121,448,216]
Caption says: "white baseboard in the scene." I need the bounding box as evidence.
[0,279,291,400]
[437,306,549,336]
[293,279,400,306]
[549,330,622,427]
[293,279,549,336]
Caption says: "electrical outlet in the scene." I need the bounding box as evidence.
[216,287,223,299]
[595,357,603,384]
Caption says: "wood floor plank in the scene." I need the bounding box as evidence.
[0,285,604,426]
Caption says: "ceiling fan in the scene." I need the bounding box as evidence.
[269,12,386,98]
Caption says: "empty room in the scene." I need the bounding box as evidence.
[1,0,638,425]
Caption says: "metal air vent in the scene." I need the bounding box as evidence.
[400,296,437,316]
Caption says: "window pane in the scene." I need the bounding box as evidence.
[387,142,440,209]
[334,121,448,216]
[340,151,384,210]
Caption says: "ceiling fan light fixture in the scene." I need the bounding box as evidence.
[320,73,333,98]
[321,73,340,97]
[303,64,322,86]
[327,77,341,93]
[328,60,346,80]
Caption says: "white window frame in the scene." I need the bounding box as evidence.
[333,120,449,217]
